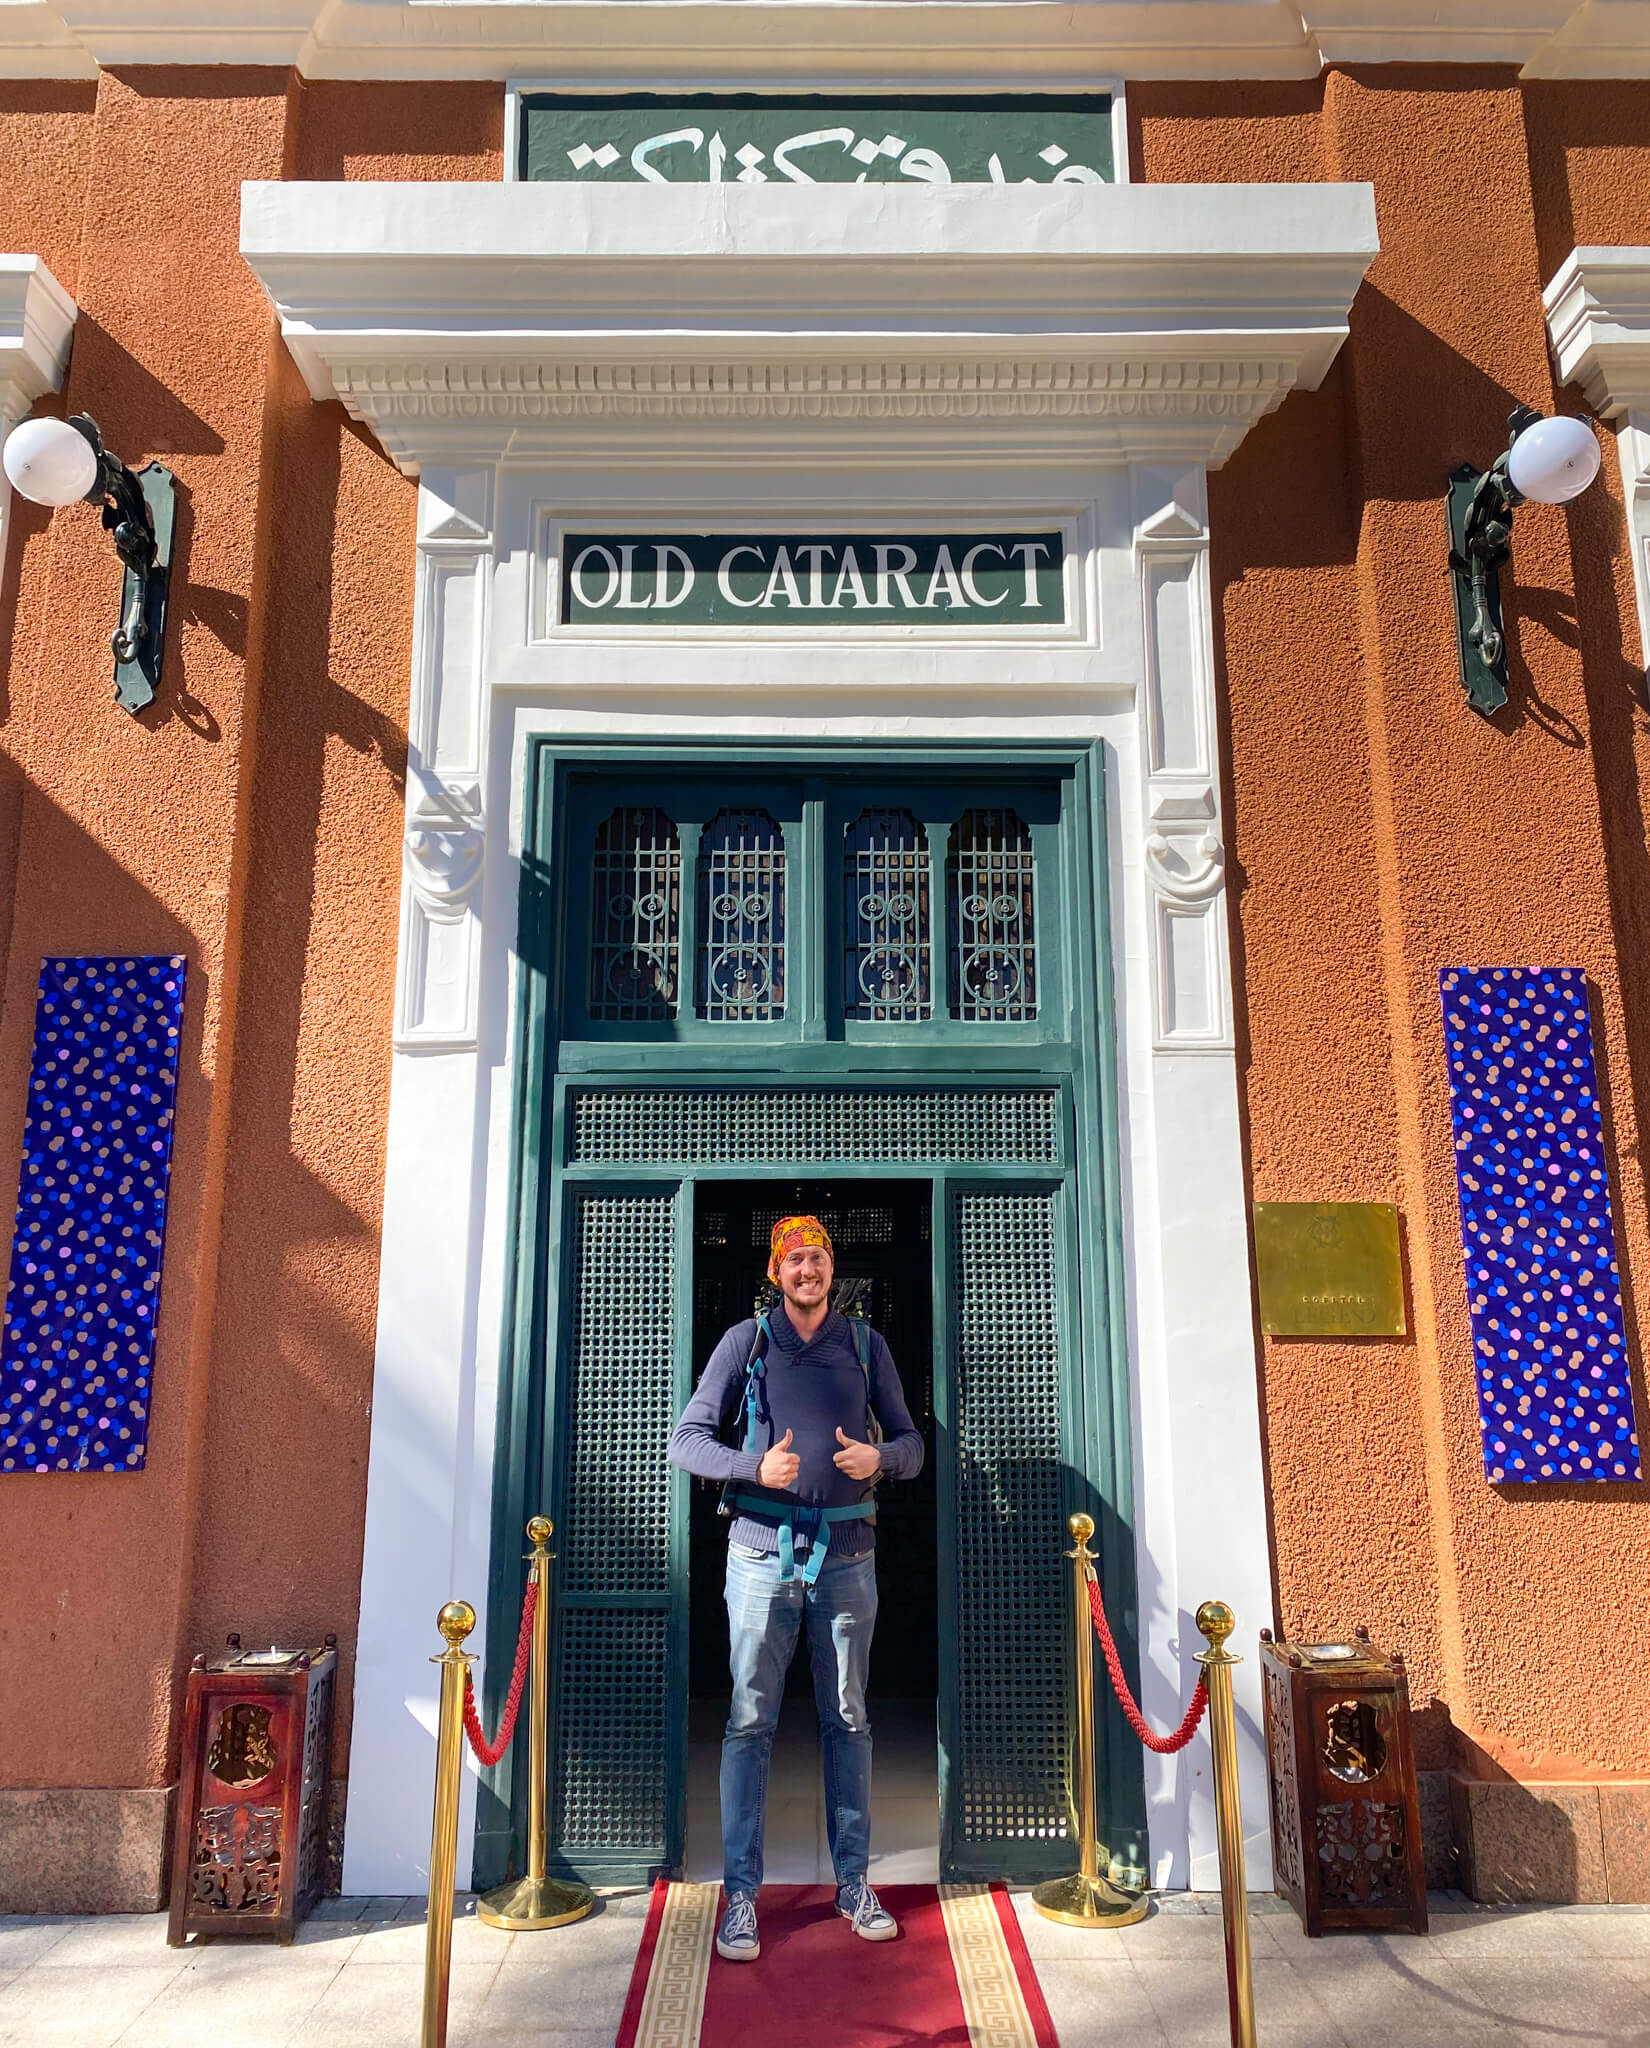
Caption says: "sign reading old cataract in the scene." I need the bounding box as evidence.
[561,534,1066,628]
[520,94,1115,187]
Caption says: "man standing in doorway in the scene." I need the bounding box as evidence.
[667,1214,924,1963]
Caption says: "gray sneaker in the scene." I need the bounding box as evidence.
[716,1890,760,1962]
[836,1876,898,1941]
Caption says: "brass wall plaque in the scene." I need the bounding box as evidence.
[1252,1202,1406,1337]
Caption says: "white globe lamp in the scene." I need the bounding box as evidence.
[2,414,98,506]
[1506,413,1601,505]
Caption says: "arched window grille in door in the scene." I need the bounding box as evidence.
[588,807,680,1021]
[844,809,932,1022]
[948,809,1038,1021]
[697,809,787,1021]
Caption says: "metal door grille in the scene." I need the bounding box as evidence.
[588,807,679,1022]
[570,1087,1060,1165]
[948,809,1038,1021]
[551,1189,675,1859]
[951,1186,1069,1848]
[844,809,932,1022]
[697,809,786,1021]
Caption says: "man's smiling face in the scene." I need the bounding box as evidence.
[778,1243,833,1313]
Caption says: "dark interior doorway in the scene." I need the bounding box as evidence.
[688,1178,938,1703]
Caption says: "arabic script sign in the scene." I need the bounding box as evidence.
[520,94,1114,187]
[560,533,1066,627]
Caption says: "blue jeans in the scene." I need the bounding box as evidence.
[720,1542,877,1897]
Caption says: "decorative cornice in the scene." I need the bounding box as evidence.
[0,255,77,426]
[243,181,1377,473]
[1546,247,1650,419]
[5,0,1649,82]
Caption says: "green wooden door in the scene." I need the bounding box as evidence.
[479,744,1141,1893]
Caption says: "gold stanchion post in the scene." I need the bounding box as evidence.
[1032,1513,1147,1928]
[422,1600,476,2048]
[479,1517,595,1931]
[1195,1600,1258,2048]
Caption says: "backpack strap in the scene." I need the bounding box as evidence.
[717,1313,773,1519]
[848,1315,882,1449]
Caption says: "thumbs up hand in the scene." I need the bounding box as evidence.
[833,1426,883,1482]
[758,1429,800,1490]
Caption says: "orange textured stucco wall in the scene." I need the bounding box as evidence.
[0,72,491,1798]
[3,62,1650,1833]
[1136,70,1650,1780]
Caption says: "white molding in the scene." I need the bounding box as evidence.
[395,468,493,1051]
[1545,246,1650,675]
[5,0,1650,82]
[0,255,77,430]
[331,183,1373,1894]
[1546,247,1650,419]
[241,179,1377,476]
[0,256,78,614]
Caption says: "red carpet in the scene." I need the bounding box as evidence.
[616,1881,1058,2048]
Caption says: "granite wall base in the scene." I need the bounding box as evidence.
[1451,1775,1650,1903]
[0,1786,173,1913]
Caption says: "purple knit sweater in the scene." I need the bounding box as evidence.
[666,1304,923,1560]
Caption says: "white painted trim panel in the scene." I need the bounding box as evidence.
[7,0,1650,81]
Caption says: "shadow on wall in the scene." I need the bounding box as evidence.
[0,378,413,1889]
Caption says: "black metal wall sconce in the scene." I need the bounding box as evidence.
[1446,406,1601,717]
[2,413,176,713]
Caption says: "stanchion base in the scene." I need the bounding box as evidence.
[1031,1871,1148,1929]
[476,1874,596,1931]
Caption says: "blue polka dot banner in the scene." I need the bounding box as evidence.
[0,956,186,1474]
[1440,966,1640,1485]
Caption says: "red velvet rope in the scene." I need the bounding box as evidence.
[1086,1576,1209,1755]
[463,1579,539,1768]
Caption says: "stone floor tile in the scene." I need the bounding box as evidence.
[349,1905,516,1965]
[1450,1958,1650,2039]
[469,2033,628,2048]
[1563,1912,1650,1957]
[495,1905,647,1970]
[1115,1905,1231,1957]
[1426,1908,1590,1958]
[0,1920,72,1970]
[286,1960,500,2045]
[170,1930,362,1974]
[1006,1891,1140,1962]
[867,1844,941,1882]
[479,1944,639,2032]
[1030,1957,1170,2047]
[110,1961,343,2047]
[1134,1955,1351,2047]
[0,1962,182,2046]
[31,1914,178,1968]
[306,1897,369,1923]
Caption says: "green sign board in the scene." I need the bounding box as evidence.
[560,533,1065,627]
[520,93,1114,187]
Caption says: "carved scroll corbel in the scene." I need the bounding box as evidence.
[404,774,484,919]
[395,773,484,1048]
[1144,829,1224,904]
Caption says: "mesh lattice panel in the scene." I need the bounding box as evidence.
[952,1187,1069,1845]
[570,1088,1060,1165]
[552,1608,670,1851]
[552,1189,675,1859]
[749,1205,898,1248]
[560,1191,675,1598]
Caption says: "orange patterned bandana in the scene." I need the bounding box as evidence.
[767,1214,834,1285]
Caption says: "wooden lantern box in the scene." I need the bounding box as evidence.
[167,1635,337,1947]
[1259,1627,1428,1936]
